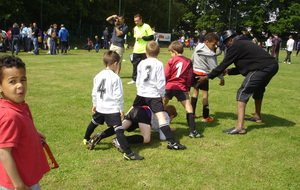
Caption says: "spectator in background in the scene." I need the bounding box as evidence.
[296,40,300,57]
[271,34,282,61]
[27,24,33,53]
[32,23,40,55]
[0,29,8,53]
[58,24,69,55]
[282,35,295,64]
[11,23,20,55]
[199,30,207,43]
[50,24,58,55]
[266,36,273,54]
[94,35,100,53]
[83,37,93,52]
[102,27,109,49]
[21,23,28,52]
[106,14,129,74]
[6,27,12,53]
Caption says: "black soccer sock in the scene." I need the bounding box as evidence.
[159,124,175,143]
[191,97,198,115]
[186,113,196,133]
[83,121,98,140]
[100,127,115,139]
[114,126,132,154]
[203,104,209,118]
[126,135,144,144]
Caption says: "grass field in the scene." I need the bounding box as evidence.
[3,47,300,190]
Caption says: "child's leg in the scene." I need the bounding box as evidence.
[114,126,133,154]
[83,120,98,140]
[155,111,175,143]
[202,90,209,118]
[180,100,197,133]
[139,123,151,143]
[191,87,199,115]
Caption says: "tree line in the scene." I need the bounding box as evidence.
[1,0,299,41]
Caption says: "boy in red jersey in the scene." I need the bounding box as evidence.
[0,55,50,190]
[163,41,203,138]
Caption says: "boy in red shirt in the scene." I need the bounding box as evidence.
[0,55,50,190]
[163,41,203,138]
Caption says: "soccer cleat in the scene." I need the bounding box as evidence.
[124,152,144,160]
[127,80,136,84]
[87,133,102,150]
[167,141,187,150]
[189,130,204,138]
[201,117,214,122]
[83,139,88,145]
[112,138,124,153]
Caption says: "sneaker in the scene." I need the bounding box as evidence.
[124,152,144,160]
[167,141,187,150]
[87,133,102,150]
[112,138,124,153]
[288,62,291,64]
[282,61,286,63]
[202,117,214,122]
[127,80,136,84]
[83,139,88,145]
[189,130,204,138]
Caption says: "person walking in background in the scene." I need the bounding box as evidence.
[271,34,282,61]
[128,14,154,84]
[282,35,295,64]
[32,23,40,55]
[58,24,69,55]
[106,14,129,75]
[94,35,100,53]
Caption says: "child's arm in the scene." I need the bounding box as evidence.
[0,148,30,190]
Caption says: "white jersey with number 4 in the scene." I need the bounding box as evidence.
[136,58,166,98]
[92,69,124,114]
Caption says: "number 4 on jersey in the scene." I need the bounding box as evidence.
[97,79,106,99]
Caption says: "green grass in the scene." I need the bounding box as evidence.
[5,48,300,190]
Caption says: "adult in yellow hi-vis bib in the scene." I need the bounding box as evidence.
[127,14,154,85]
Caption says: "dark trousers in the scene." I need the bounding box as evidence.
[60,41,68,54]
[284,51,292,62]
[132,53,147,81]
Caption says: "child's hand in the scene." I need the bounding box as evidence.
[219,79,225,86]
[222,70,228,76]
[38,132,47,144]
[120,112,124,118]
[92,106,96,113]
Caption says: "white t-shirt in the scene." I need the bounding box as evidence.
[286,38,295,52]
[92,69,124,113]
[136,58,165,98]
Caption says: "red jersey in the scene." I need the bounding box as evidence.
[165,55,193,91]
[0,99,50,189]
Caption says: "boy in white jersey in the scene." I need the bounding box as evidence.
[83,51,143,160]
[132,41,186,150]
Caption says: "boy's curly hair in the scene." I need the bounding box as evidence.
[0,55,26,83]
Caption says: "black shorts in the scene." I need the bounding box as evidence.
[164,90,189,101]
[92,112,122,127]
[192,74,209,91]
[237,63,278,103]
[133,95,164,113]
[125,106,151,132]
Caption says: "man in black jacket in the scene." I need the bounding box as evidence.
[198,30,278,134]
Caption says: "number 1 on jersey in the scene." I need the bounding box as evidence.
[175,62,183,77]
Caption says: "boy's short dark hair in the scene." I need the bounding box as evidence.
[0,55,25,83]
[146,41,160,57]
[134,14,142,19]
[204,33,219,42]
[168,41,184,54]
[164,105,178,118]
[103,50,120,66]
